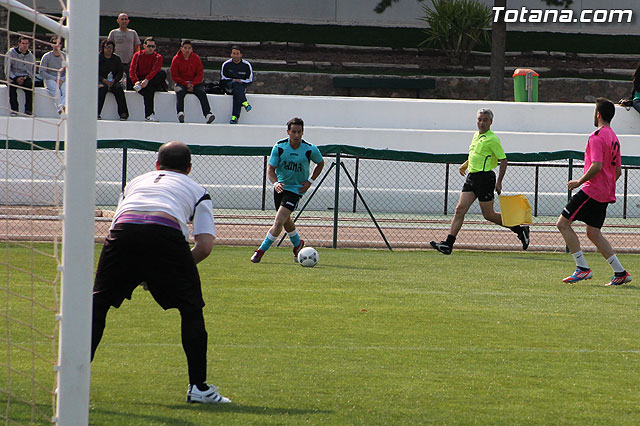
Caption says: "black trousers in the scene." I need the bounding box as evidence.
[98,81,129,117]
[137,70,167,117]
[91,223,208,385]
[222,80,249,118]
[175,83,211,116]
[9,76,33,114]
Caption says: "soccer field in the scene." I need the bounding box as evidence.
[3,245,640,424]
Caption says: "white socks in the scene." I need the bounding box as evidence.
[573,251,625,273]
[572,251,589,269]
[607,254,625,273]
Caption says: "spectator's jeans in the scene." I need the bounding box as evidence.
[98,81,129,118]
[222,80,250,119]
[44,79,66,110]
[9,76,34,114]
[633,99,640,115]
[136,70,167,117]
[175,83,211,116]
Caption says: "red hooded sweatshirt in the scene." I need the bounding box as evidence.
[170,51,204,86]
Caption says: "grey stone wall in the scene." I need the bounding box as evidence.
[202,69,632,103]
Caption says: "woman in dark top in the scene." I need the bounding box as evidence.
[98,39,129,120]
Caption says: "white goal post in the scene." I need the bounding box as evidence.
[0,0,99,424]
[58,1,99,424]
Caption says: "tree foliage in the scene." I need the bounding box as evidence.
[420,0,492,65]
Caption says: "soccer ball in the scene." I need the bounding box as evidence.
[298,247,319,267]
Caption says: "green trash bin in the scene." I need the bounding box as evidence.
[513,68,539,102]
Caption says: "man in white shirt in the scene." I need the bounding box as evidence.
[90,141,231,404]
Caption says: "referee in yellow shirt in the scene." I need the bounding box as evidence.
[430,108,530,254]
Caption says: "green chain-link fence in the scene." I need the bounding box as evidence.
[4,141,640,252]
[91,143,640,253]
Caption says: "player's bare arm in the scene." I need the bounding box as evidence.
[299,160,325,193]
[568,161,602,190]
[267,165,283,193]
[192,233,214,264]
[458,160,468,176]
[495,158,507,195]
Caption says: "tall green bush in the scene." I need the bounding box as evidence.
[420,0,492,65]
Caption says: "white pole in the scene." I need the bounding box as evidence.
[56,0,98,424]
[0,0,69,38]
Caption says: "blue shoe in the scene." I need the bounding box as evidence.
[243,102,252,112]
[563,268,593,283]
[605,271,632,286]
[230,116,238,124]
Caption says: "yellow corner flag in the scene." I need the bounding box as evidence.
[499,194,533,227]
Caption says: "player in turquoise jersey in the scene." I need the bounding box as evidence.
[430,108,530,255]
[251,117,324,263]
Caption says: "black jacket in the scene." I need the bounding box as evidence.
[220,58,253,84]
[98,53,124,83]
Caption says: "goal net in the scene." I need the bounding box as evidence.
[0,1,98,424]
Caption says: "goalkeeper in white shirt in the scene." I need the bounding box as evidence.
[90,141,231,404]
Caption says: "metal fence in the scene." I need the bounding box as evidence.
[3,143,640,251]
[86,147,640,253]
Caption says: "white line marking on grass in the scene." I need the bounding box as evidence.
[216,286,640,299]
[103,342,640,355]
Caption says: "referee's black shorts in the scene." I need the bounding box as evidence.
[462,171,496,202]
[93,223,205,312]
[561,189,608,229]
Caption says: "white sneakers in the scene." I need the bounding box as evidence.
[145,114,159,122]
[186,383,231,404]
[178,112,215,124]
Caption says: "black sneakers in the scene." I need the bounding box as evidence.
[430,240,452,255]
[517,225,530,250]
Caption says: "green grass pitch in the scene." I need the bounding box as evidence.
[2,244,640,424]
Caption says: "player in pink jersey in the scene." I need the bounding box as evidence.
[556,98,632,286]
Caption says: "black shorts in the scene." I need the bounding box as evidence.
[274,189,301,212]
[93,223,205,312]
[561,189,608,229]
[462,171,496,202]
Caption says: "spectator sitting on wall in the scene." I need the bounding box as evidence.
[5,35,36,116]
[220,45,253,124]
[39,35,66,115]
[170,40,215,124]
[130,37,167,122]
[98,39,129,121]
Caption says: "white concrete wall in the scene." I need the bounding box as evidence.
[4,88,640,156]
[3,90,640,216]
